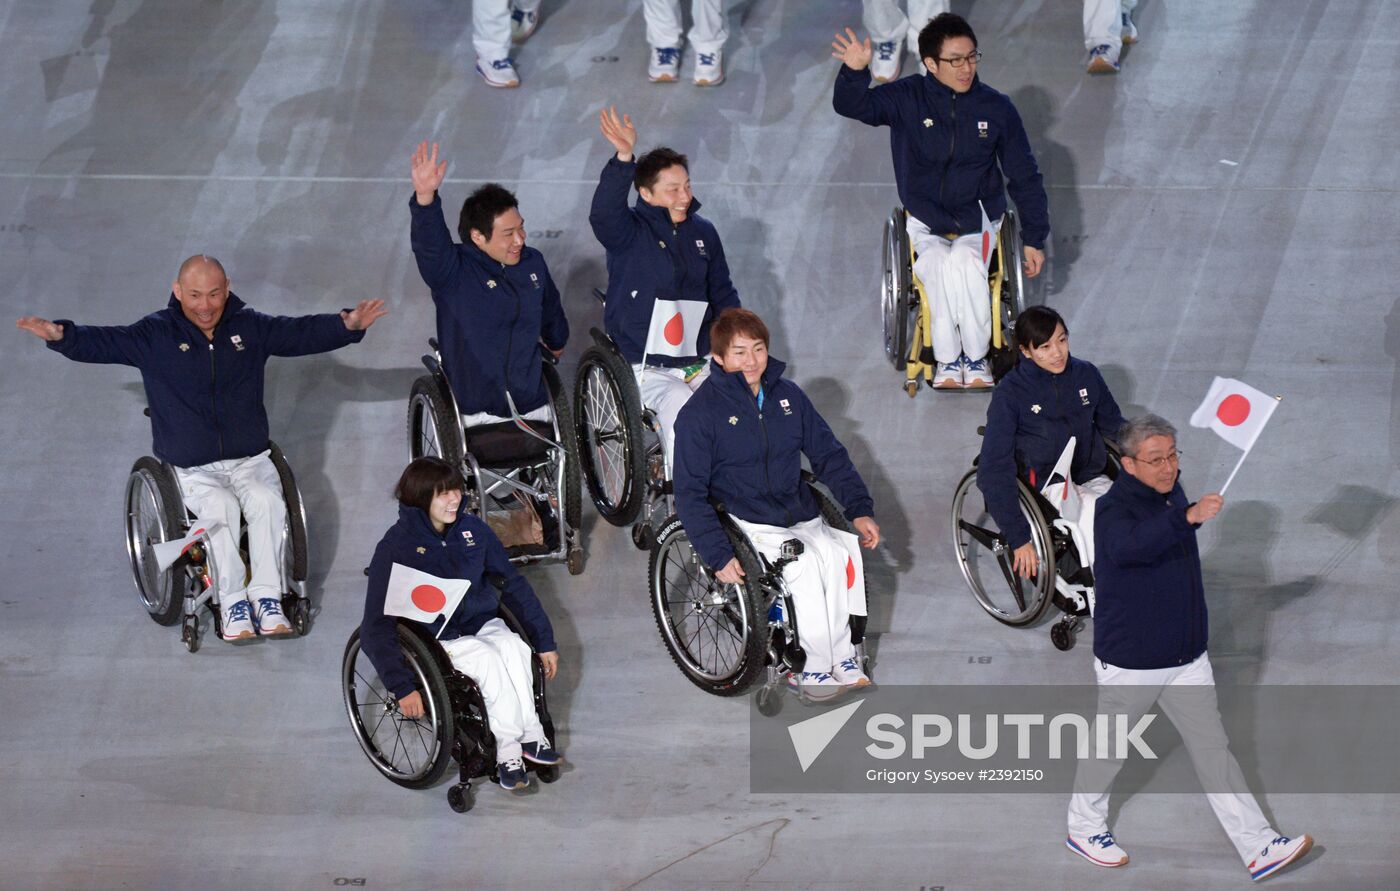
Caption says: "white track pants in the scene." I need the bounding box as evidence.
[907,213,996,364]
[472,0,542,60]
[732,516,858,674]
[862,0,949,53]
[1083,0,1137,52]
[634,362,711,474]
[459,402,552,429]
[173,450,285,606]
[1067,652,1277,865]
[441,618,546,763]
[644,0,727,53]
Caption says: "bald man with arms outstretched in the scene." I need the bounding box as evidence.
[17,256,387,642]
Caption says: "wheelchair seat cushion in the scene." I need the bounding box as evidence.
[464,420,555,467]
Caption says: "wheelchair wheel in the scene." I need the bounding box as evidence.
[543,362,583,555]
[268,442,309,585]
[648,514,768,695]
[990,209,1027,382]
[408,374,463,470]
[574,342,646,526]
[950,468,1056,626]
[343,625,454,789]
[881,207,915,371]
[124,457,186,626]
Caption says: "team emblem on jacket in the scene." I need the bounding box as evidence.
[1079,388,1090,405]
[695,239,707,256]
[659,240,666,249]
[728,416,738,425]
[530,272,541,289]
[462,530,476,546]
[416,546,426,554]
[179,343,190,352]
[977,120,989,138]
[779,398,792,415]
[923,117,933,128]
[230,334,245,351]
[1031,404,1042,414]
[487,279,497,289]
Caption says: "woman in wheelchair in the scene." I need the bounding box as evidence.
[673,309,880,700]
[360,457,562,792]
[976,306,1125,580]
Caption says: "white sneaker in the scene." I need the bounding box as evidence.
[787,670,845,702]
[476,56,520,88]
[510,5,539,42]
[1249,835,1313,882]
[1121,11,1138,45]
[1066,831,1129,867]
[871,41,901,83]
[253,596,293,636]
[832,657,872,688]
[648,45,682,83]
[693,49,724,86]
[963,355,993,388]
[220,598,256,642]
[1087,44,1120,74]
[933,356,964,388]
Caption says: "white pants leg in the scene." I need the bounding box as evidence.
[635,362,710,475]
[643,0,685,49]
[862,1,949,53]
[441,618,546,763]
[174,451,286,605]
[459,402,553,430]
[907,214,994,364]
[732,517,856,674]
[472,0,512,60]
[1067,653,1276,864]
[687,0,727,54]
[1084,0,1136,52]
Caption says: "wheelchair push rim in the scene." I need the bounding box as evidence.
[343,632,453,788]
[950,469,1056,627]
[124,463,181,624]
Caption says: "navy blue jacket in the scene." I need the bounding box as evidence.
[48,293,364,468]
[672,357,875,570]
[1092,473,1208,670]
[410,192,568,417]
[833,67,1049,249]
[976,356,1124,550]
[361,504,556,699]
[588,157,741,366]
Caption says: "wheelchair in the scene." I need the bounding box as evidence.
[572,289,673,550]
[341,601,559,814]
[407,339,584,575]
[122,438,310,653]
[647,472,870,716]
[880,205,1027,396]
[949,428,1119,651]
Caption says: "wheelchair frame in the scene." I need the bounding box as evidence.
[407,339,584,574]
[881,206,1027,396]
[341,602,559,814]
[122,441,311,653]
[647,473,870,714]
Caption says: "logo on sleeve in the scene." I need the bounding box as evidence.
[1079,388,1090,405]
[779,398,793,416]
[230,334,245,352]
[1031,404,1042,414]
[695,239,707,257]
[461,530,476,546]
[179,343,190,352]
[978,120,989,138]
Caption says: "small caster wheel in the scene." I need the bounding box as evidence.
[631,523,654,551]
[903,380,919,398]
[536,765,560,784]
[182,618,200,654]
[1050,621,1076,652]
[756,685,784,717]
[566,547,585,576]
[447,783,472,813]
[293,600,311,636]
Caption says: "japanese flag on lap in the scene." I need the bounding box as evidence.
[829,528,868,617]
[384,563,470,632]
[1189,377,1278,451]
[152,520,225,571]
[643,298,709,360]
[1039,437,1082,523]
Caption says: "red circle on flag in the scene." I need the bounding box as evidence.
[411,584,446,613]
[845,556,856,590]
[1216,394,1251,427]
[663,312,685,347]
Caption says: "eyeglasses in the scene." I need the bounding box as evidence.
[1124,450,1183,469]
[937,50,983,69]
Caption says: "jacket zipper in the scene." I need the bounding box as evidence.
[939,92,959,228]
[502,265,522,405]
[207,339,224,459]
[752,383,793,526]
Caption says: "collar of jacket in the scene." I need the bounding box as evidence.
[1019,354,1073,383]
[708,355,788,404]
[396,502,464,542]
[165,291,247,339]
[633,194,704,230]
[922,71,983,102]
[462,239,514,275]
[1115,468,1182,504]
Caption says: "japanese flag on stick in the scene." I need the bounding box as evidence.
[978,200,996,272]
[384,563,471,634]
[829,528,868,618]
[643,298,709,360]
[1189,376,1280,493]
[152,520,225,571]
[1039,437,1082,524]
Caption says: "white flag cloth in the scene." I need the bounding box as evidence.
[383,563,471,628]
[643,298,709,359]
[1039,437,1082,523]
[829,528,868,618]
[1189,376,1278,452]
[152,520,225,571]
[978,200,996,272]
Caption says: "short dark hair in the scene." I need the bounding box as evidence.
[458,183,519,242]
[709,308,770,357]
[393,457,465,512]
[1014,305,1068,352]
[918,13,978,62]
[635,147,689,193]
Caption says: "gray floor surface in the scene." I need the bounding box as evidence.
[2,0,1396,888]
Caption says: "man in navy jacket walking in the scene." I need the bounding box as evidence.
[592,107,741,470]
[409,141,568,427]
[1065,414,1313,882]
[832,13,1048,388]
[17,256,387,641]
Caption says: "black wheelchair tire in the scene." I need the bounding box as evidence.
[267,441,309,584]
[573,344,646,526]
[950,468,1056,627]
[408,374,464,470]
[881,208,914,372]
[124,457,187,626]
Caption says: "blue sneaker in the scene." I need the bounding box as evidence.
[497,756,530,790]
[522,740,562,766]
[510,6,538,42]
[872,40,901,83]
[1087,44,1120,74]
[963,355,993,388]
[220,598,256,642]
[1249,835,1313,882]
[832,657,871,687]
[252,597,292,636]
[1067,831,1129,867]
[933,355,964,388]
[476,56,520,88]
[649,45,681,82]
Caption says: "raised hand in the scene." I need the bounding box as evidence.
[16,317,64,342]
[411,140,448,205]
[342,299,389,331]
[831,28,873,71]
[599,107,638,162]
